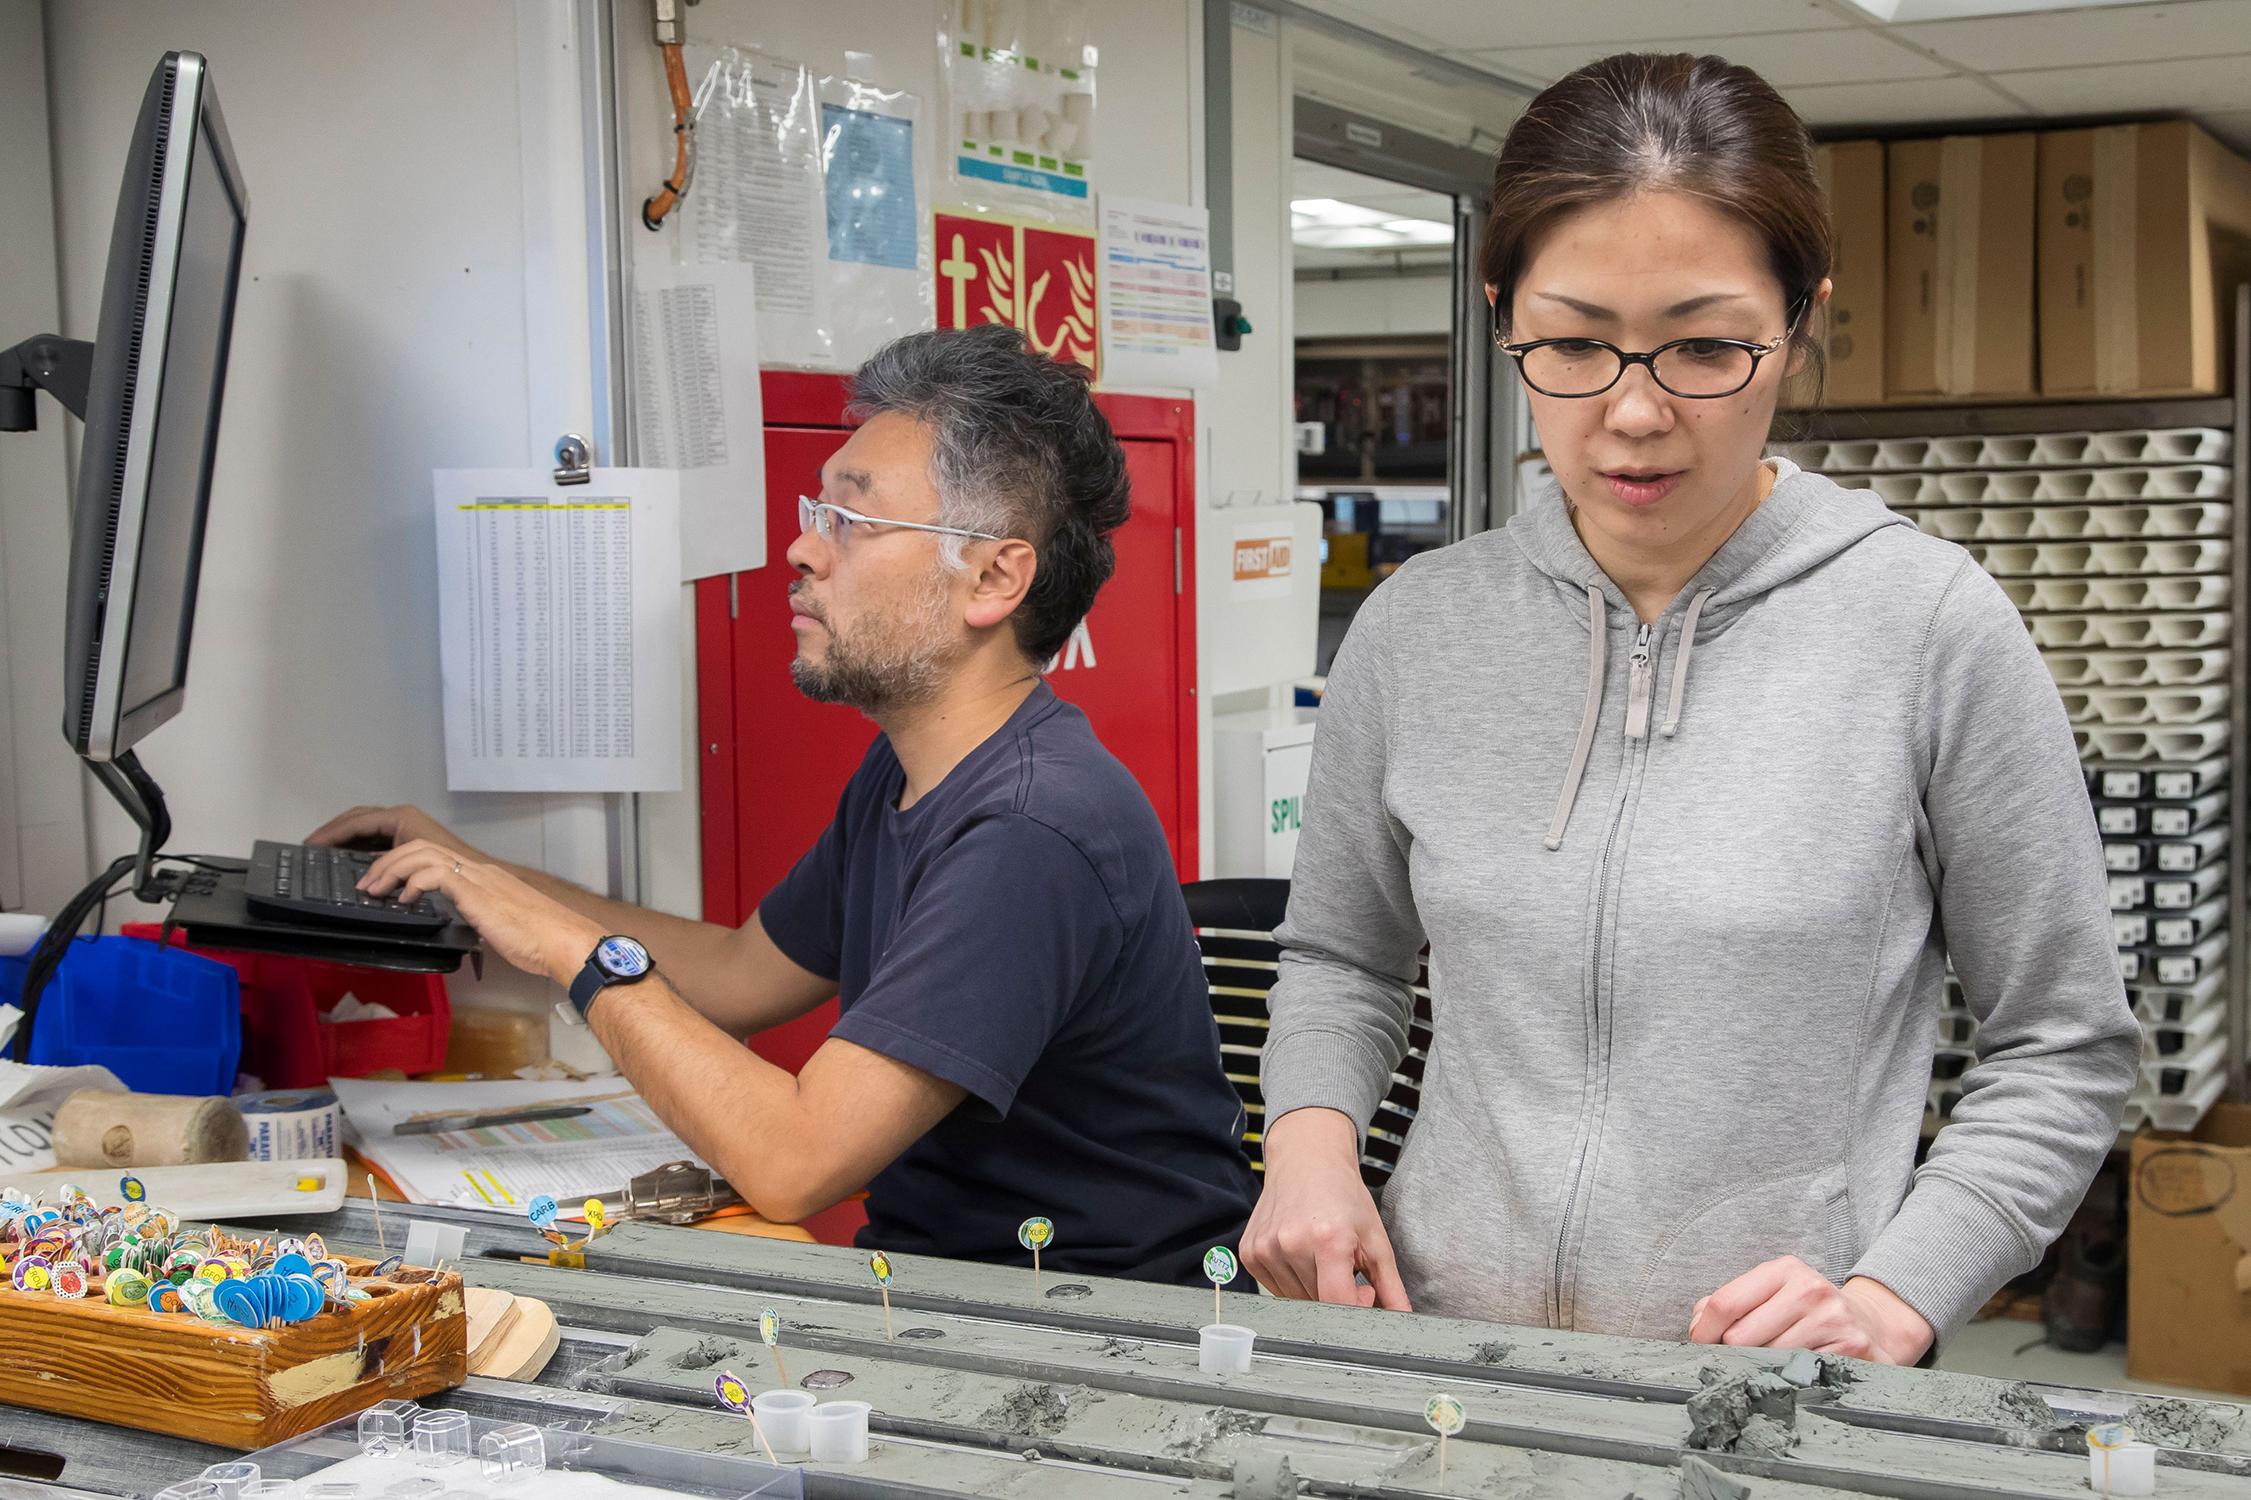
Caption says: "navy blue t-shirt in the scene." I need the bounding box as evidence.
[759,684,1258,1284]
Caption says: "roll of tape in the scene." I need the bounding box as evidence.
[237,1089,339,1163]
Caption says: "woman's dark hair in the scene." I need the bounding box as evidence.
[1480,53,1831,377]
[848,323,1130,665]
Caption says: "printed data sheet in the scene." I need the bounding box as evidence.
[434,468,682,793]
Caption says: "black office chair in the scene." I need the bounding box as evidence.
[1182,878,1432,1192]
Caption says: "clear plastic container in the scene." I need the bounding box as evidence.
[410,1412,471,1468]
[157,1404,801,1500]
[475,1423,545,1484]
[357,1408,409,1458]
[806,1401,871,1464]
[201,1463,262,1500]
[753,1390,817,1454]
[1199,1323,1255,1375]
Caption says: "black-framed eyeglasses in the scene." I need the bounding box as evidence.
[1497,298,1808,399]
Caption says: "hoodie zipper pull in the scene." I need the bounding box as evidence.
[1625,622,1653,740]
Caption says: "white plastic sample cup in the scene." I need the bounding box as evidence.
[752,1390,817,1454]
[477,1422,547,1483]
[2088,1437,2157,1496]
[411,1411,471,1468]
[1199,1323,1255,1375]
[201,1464,261,1500]
[807,1401,872,1463]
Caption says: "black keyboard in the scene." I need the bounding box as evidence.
[244,840,454,931]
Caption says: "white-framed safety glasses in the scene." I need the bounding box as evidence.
[798,495,1002,548]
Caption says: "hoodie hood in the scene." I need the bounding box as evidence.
[1508,459,1914,848]
[1511,457,1913,625]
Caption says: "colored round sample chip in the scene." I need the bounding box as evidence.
[1425,1394,1465,1437]
[869,1251,892,1286]
[527,1195,558,1230]
[714,1371,749,1412]
[1017,1217,1054,1251]
[1203,1246,1238,1286]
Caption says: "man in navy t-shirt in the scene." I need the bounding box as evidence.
[318,325,1257,1282]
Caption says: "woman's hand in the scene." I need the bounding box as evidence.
[1240,1107,1413,1310]
[1690,1257,1933,1365]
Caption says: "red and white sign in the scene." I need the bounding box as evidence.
[934,211,1100,376]
[1231,524,1295,600]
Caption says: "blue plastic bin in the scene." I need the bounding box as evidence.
[0,936,241,1096]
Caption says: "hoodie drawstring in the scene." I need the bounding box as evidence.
[1545,583,1718,850]
[1544,584,1606,852]
[1660,588,1716,739]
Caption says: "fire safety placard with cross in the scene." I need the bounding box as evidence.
[934,210,1101,376]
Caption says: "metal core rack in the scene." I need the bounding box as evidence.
[1774,286,2251,1131]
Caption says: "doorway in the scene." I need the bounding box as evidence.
[1292,160,1456,672]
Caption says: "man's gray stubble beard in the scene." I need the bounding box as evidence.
[789,561,959,713]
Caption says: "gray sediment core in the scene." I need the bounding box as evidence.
[199,1203,2251,1500]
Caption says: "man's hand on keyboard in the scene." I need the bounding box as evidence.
[358,839,600,985]
[306,804,479,861]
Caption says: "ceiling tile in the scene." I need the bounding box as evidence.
[1781,72,2034,127]
[1893,1,2251,74]
[1471,28,1952,88]
[1289,0,1847,54]
[1987,53,2251,113]
[2195,108,2251,154]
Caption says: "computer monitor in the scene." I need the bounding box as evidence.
[63,49,247,763]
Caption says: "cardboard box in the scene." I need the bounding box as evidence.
[2039,121,2251,398]
[1886,133,2037,399]
[2127,1102,2251,1396]
[1813,140,1886,406]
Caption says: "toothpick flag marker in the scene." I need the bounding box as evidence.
[716,1370,779,1465]
[1017,1217,1054,1292]
[1203,1245,1238,1327]
[870,1251,894,1339]
[760,1307,788,1387]
[1426,1394,1465,1482]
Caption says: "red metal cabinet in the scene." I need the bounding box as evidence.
[696,372,1198,1080]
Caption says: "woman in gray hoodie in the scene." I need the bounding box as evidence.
[1246,53,2139,1365]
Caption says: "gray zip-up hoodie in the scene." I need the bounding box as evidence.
[1262,460,2140,1348]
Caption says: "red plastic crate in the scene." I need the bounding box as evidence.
[304,960,450,1077]
[121,925,451,1084]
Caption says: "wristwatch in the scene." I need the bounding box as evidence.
[569,934,654,1021]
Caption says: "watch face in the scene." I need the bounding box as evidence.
[595,935,651,979]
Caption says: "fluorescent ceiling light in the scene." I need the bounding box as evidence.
[1291,197,1395,227]
[1293,219,1454,250]
[1836,0,2169,18]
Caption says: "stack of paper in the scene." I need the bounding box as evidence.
[332,1077,708,1214]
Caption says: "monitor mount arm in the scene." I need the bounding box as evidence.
[87,750,175,905]
[0,335,94,431]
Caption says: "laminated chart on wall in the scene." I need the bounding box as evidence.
[817,74,936,368]
[939,0,1097,218]
[629,259,766,579]
[1096,196,1217,389]
[433,469,681,794]
[682,45,828,366]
